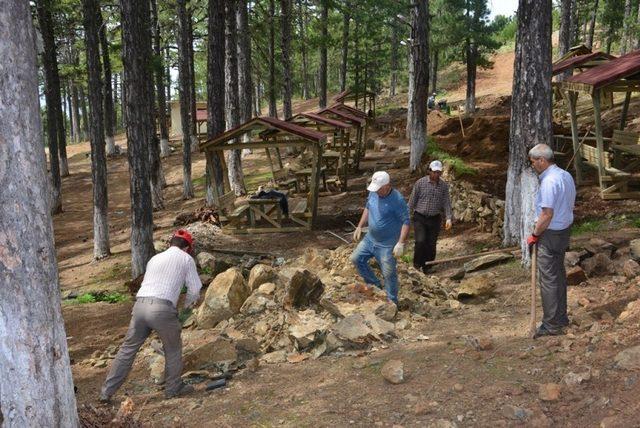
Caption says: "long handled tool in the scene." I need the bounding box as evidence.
[529,245,538,338]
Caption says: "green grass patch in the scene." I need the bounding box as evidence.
[630,216,640,228]
[243,170,274,192]
[192,175,206,187]
[74,291,129,304]
[571,219,604,236]
[89,263,129,286]
[426,139,477,177]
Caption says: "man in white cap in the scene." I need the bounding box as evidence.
[351,171,410,304]
[408,160,453,274]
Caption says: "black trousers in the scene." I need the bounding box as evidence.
[413,212,441,273]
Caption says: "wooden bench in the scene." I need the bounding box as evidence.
[612,129,640,145]
[580,137,640,199]
[288,198,311,229]
[217,191,249,227]
[273,168,299,193]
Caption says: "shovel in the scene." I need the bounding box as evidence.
[529,244,538,338]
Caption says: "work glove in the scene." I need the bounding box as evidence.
[353,226,362,242]
[445,219,452,231]
[527,234,539,250]
[393,242,405,257]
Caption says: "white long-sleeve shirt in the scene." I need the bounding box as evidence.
[136,246,202,308]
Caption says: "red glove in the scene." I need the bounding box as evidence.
[527,234,539,247]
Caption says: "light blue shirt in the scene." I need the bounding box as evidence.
[536,164,576,231]
[366,189,410,247]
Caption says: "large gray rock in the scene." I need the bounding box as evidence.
[240,292,276,316]
[196,251,233,277]
[581,253,613,277]
[456,274,495,299]
[463,253,513,272]
[283,268,324,308]
[247,264,277,291]
[331,313,394,346]
[183,337,237,371]
[566,266,587,285]
[565,250,588,268]
[623,259,640,278]
[196,267,251,328]
[630,239,640,262]
[584,238,616,258]
[196,251,215,270]
[381,359,404,384]
[614,345,640,370]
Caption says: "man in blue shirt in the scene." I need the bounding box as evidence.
[526,144,576,338]
[351,171,410,304]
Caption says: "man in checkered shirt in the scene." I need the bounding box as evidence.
[408,160,453,273]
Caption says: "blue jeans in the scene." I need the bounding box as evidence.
[350,237,398,303]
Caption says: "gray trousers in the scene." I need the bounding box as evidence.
[101,297,183,397]
[537,227,571,332]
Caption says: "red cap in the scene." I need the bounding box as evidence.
[173,229,194,248]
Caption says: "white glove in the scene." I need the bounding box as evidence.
[353,226,362,242]
[445,219,452,231]
[393,242,405,257]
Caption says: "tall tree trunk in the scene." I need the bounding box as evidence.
[83,0,111,259]
[112,73,119,128]
[339,2,350,92]
[390,22,399,96]
[36,0,63,214]
[121,0,156,278]
[188,10,198,154]
[558,0,573,80]
[0,2,78,424]
[151,0,171,158]
[71,83,82,143]
[636,2,640,49]
[119,71,126,128]
[66,84,75,143]
[298,0,310,99]
[206,0,227,205]
[268,0,278,117]
[620,0,632,54]
[465,42,477,115]
[318,0,329,108]
[408,0,430,172]
[238,0,254,123]
[57,87,69,177]
[430,49,439,94]
[570,0,578,45]
[254,80,262,116]
[280,0,293,119]
[165,46,172,102]
[99,11,117,156]
[79,86,90,140]
[503,0,553,264]
[225,0,246,195]
[586,0,599,49]
[177,0,195,199]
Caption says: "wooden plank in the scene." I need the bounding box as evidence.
[619,92,632,130]
[308,145,321,227]
[592,90,606,191]
[566,91,583,184]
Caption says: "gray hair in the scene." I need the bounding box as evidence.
[528,144,554,161]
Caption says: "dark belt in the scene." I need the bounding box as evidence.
[413,211,441,219]
[136,296,174,308]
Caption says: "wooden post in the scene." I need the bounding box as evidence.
[219,149,231,193]
[275,147,284,169]
[265,148,276,174]
[620,91,631,130]
[566,90,583,185]
[592,89,606,192]
[342,130,350,191]
[309,143,322,228]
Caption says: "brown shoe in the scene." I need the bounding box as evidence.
[165,383,195,399]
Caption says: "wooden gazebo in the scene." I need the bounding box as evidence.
[316,106,367,170]
[199,116,327,233]
[288,112,354,190]
[333,89,377,117]
[559,50,640,200]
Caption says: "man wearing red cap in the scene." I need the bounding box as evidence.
[100,229,202,402]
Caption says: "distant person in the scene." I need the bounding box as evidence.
[100,230,202,402]
[427,93,436,109]
[351,171,410,304]
[527,143,576,338]
[408,160,452,274]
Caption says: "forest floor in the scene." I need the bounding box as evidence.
[55,55,640,427]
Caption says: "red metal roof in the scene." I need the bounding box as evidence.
[296,112,352,129]
[330,103,369,118]
[333,90,351,102]
[565,50,640,90]
[316,107,366,126]
[552,51,615,76]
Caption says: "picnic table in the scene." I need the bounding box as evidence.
[295,166,327,192]
[322,150,341,175]
[246,198,284,229]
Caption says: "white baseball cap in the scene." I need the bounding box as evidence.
[429,160,443,171]
[367,171,390,192]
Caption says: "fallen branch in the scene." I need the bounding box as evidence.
[326,230,350,244]
[424,246,520,267]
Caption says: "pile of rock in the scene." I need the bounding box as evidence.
[448,179,504,236]
[565,237,640,285]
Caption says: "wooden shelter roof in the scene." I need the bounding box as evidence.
[292,112,352,129]
[556,44,593,63]
[329,103,369,118]
[316,107,366,126]
[552,51,615,76]
[563,50,640,94]
[200,116,326,151]
[333,89,376,103]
